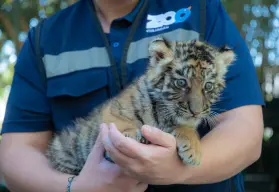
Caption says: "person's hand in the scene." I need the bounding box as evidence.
[71,126,148,192]
[102,123,186,185]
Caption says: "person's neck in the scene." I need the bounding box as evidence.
[94,0,139,26]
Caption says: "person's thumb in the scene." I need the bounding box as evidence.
[141,125,176,148]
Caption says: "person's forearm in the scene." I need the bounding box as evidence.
[180,109,263,184]
[1,146,72,192]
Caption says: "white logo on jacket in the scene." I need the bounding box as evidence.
[146,6,192,33]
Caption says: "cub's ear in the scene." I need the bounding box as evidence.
[217,45,236,65]
[148,37,174,65]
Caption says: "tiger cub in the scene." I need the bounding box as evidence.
[46,38,235,175]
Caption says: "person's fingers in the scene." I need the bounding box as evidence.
[101,124,135,167]
[108,123,147,158]
[141,125,176,148]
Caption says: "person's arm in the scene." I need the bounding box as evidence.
[0,132,72,192]
[179,105,263,184]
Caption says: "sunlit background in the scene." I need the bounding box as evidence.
[0,0,279,191]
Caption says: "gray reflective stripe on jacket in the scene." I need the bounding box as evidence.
[43,28,199,79]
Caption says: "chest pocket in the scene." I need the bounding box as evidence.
[46,68,109,132]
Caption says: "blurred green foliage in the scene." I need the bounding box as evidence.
[0,64,13,97]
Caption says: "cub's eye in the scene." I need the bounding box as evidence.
[204,82,214,91]
[174,79,187,88]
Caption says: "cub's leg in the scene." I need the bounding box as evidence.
[171,127,201,166]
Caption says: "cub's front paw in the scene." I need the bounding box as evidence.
[171,129,201,166]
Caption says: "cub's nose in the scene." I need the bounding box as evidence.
[188,102,202,116]
[190,109,201,116]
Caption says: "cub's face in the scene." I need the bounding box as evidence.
[147,38,235,122]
